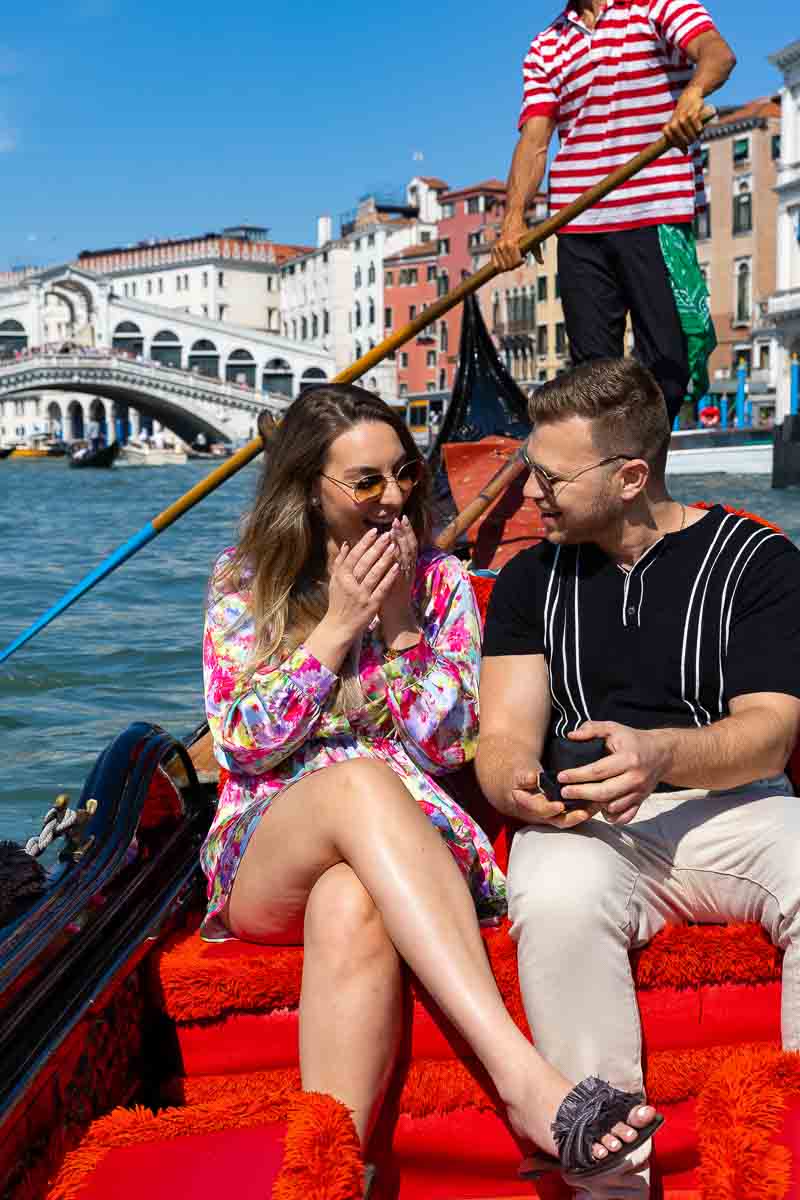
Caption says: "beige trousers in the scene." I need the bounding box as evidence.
[507,775,800,1198]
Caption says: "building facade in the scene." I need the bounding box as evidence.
[383,242,440,399]
[766,41,800,420]
[697,98,781,398]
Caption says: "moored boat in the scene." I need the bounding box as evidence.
[0,446,13,460]
[118,438,189,466]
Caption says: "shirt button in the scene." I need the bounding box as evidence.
[627,605,636,618]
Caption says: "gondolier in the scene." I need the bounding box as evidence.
[491,0,736,423]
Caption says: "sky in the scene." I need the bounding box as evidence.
[0,1,795,270]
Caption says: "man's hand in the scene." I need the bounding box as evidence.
[557,722,675,825]
[491,220,528,272]
[663,84,706,150]
[507,765,598,828]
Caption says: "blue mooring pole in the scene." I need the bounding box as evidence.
[736,359,747,427]
[791,354,799,417]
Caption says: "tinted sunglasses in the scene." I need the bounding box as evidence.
[320,458,423,504]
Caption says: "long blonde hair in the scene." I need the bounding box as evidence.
[216,384,432,708]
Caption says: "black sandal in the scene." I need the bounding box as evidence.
[518,1076,664,1181]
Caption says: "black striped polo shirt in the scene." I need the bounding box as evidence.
[482,505,800,737]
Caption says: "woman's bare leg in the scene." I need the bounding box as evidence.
[228,760,655,1159]
[300,864,403,1144]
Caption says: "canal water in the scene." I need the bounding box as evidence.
[2,457,800,842]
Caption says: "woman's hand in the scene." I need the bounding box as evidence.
[305,529,399,673]
[326,528,400,643]
[380,515,422,650]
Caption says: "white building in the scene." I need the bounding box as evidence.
[278,180,444,405]
[767,40,800,418]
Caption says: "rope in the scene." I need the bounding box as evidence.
[25,794,97,859]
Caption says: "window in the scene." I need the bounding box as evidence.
[385,307,393,329]
[733,183,752,234]
[202,271,208,287]
[426,350,436,367]
[537,326,549,356]
[218,270,225,287]
[426,382,436,393]
[400,352,409,368]
[355,267,362,288]
[732,137,749,165]
[442,203,454,219]
[758,343,771,370]
[354,239,361,251]
[438,238,450,255]
[312,314,318,338]
[301,317,308,340]
[427,265,437,281]
[124,283,129,297]
[735,260,751,322]
[385,271,394,286]
[772,133,781,161]
[440,321,448,353]
[439,368,447,390]
[368,233,375,247]
[355,342,362,360]
[409,305,417,320]
[399,383,408,398]
[466,197,480,214]
[537,276,548,302]
[368,262,376,285]
[420,231,431,242]
[555,323,567,355]
[694,205,711,240]
[699,146,709,171]
[131,282,137,297]
[202,304,208,316]
[267,275,274,291]
[437,273,449,298]
[218,304,227,321]
[323,309,330,335]
[176,275,181,292]
[146,280,153,295]
[468,231,482,248]
[554,274,560,299]
[292,320,297,340]
[368,298,376,324]
[183,273,189,288]
[158,278,163,293]
[355,302,362,328]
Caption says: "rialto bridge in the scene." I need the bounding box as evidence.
[0,265,334,444]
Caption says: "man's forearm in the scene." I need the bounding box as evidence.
[654,707,794,792]
[687,33,736,98]
[476,732,542,815]
[504,134,548,229]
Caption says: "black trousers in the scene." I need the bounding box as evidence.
[557,225,689,424]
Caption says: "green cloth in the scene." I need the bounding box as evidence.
[658,223,717,404]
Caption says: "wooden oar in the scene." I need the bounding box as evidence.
[0,114,713,665]
[435,447,526,552]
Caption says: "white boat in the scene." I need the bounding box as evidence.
[666,428,772,475]
[118,439,188,467]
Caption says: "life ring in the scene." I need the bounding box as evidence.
[699,405,720,428]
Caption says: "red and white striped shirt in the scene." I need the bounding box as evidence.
[519,0,716,232]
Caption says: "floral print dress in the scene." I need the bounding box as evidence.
[200,546,506,938]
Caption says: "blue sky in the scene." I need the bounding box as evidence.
[0,1,794,269]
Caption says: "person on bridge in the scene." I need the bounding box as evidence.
[490,0,736,424]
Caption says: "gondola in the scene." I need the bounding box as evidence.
[1,317,797,1198]
[0,447,13,460]
[3,122,797,1198]
[68,442,120,469]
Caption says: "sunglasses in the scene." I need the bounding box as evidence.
[520,444,637,501]
[320,458,423,504]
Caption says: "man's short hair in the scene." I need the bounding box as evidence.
[528,359,671,474]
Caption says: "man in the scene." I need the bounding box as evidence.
[476,358,800,1197]
[490,0,736,423]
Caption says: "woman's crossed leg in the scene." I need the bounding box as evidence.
[226,758,655,1160]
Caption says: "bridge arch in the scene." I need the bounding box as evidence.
[67,399,85,441]
[0,319,27,357]
[188,338,219,378]
[89,396,111,442]
[226,348,256,387]
[150,329,182,368]
[263,357,293,398]
[112,321,144,357]
[300,366,328,393]
[47,399,63,436]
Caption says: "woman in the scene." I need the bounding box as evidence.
[201,384,659,1187]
